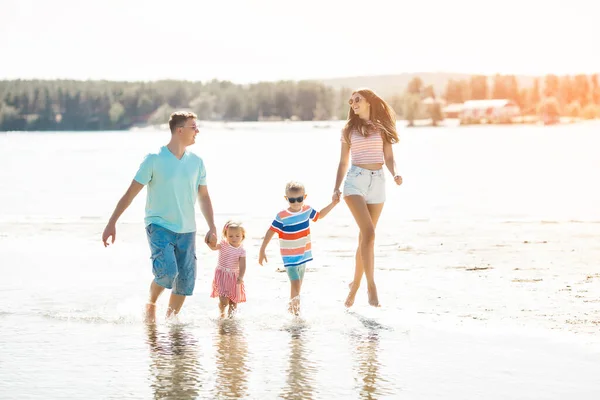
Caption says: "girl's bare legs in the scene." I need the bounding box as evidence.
[344,196,384,307]
[219,296,229,318]
[228,300,237,318]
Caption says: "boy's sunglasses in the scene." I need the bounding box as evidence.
[287,196,304,204]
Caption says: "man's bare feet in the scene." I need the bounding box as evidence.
[367,284,380,307]
[345,283,360,308]
[145,303,157,323]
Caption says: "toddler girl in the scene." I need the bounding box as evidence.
[208,220,247,318]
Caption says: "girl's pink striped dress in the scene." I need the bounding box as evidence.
[210,240,246,303]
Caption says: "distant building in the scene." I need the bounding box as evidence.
[442,103,464,119]
[459,99,521,124]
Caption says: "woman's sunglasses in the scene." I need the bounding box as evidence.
[287,196,304,204]
[348,96,362,105]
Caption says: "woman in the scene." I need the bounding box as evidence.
[332,88,402,307]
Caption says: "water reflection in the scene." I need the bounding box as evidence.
[280,323,316,400]
[145,323,203,400]
[349,314,394,399]
[213,319,249,399]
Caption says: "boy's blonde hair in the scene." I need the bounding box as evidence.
[222,220,246,240]
[285,181,305,194]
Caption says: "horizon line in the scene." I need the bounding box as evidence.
[2,70,600,85]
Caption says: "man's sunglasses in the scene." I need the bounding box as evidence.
[287,196,304,204]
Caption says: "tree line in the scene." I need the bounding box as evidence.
[1,73,599,131]
[0,80,338,131]
[391,73,600,125]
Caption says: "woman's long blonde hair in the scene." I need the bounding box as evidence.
[342,88,399,144]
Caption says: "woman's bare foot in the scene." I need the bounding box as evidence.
[367,284,380,307]
[345,283,360,308]
[144,303,157,323]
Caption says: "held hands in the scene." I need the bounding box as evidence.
[332,193,341,205]
[332,189,342,203]
[393,175,403,186]
[204,226,217,247]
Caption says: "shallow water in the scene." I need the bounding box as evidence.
[1,121,600,399]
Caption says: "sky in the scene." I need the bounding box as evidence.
[1,0,599,83]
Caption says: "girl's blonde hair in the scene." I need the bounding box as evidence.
[222,220,246,240]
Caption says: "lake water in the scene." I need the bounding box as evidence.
[1,120,600,399]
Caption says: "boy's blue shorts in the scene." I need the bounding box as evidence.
[286,264,306,281]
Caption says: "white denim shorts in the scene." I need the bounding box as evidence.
[343,165,386,204]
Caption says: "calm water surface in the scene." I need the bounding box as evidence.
[1,121,600,399]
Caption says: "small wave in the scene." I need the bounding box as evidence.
[40,311,141,325]
[503,219,600,225]
[345,309,395,332]
[396,245,415,252]
[79,216,103,220]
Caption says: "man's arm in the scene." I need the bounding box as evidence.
[198,185,217,245]
[102,180,144,247]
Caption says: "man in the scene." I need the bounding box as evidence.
[101,111,217,322]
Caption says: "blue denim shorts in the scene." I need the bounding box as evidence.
[286,264,306,281]
[145,224,197,296]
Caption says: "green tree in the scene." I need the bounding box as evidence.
[444,79,469,103]
[403,94,420,127]
[137,94,155,116]
[544,74,559,97]
[537,97,561,124]
[591,74,599,104]
[148,103,174,126]
[565,101,581,121]
[469,75,488,100]
[573,74,590,107]
[582,104,599,119]
[406,77,423,95]
[492,74,508,99]
[189,93,216,120]
[0,102,20,130]
[109,102,125,124]
[559,75,575,106]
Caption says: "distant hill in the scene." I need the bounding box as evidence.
[319,72,538,98]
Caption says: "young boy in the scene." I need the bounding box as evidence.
[258,181,339,315]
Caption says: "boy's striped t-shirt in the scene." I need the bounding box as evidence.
[269,205,320,267]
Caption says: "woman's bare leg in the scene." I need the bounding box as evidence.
[344,196,384,307]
